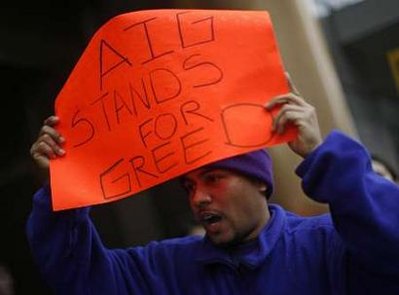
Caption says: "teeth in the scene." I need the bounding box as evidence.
[203,214,214,221]
[201,213,221,224]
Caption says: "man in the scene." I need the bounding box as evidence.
[28,90,399,294]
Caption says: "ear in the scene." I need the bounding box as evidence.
[258,182,267,193]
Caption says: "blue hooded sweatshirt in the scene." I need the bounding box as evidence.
[26,131,399,294]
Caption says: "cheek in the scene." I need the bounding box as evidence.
[227,185,264,217]
[207,183,232,203]
[222,193,249,217]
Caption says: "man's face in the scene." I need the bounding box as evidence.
[182,168,269,247]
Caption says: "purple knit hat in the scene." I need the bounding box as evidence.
[205,150,274,198]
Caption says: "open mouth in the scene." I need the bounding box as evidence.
[200,212,222,225]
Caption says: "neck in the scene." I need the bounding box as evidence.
[247,202,270,241]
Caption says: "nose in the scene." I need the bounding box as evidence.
[191,186,212,208]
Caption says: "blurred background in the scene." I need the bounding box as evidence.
[1,0,398,293]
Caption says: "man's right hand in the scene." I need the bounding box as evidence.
[265,74,322,159]
[30,116,65,183]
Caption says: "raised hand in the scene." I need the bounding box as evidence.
[30,116,65,182]
[265,77,322,158]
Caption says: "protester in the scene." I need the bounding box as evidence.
[27,85,399,294]
[0,265,13,295]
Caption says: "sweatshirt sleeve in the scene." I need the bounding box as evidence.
[296,130,399,279]
[26,186,149,294]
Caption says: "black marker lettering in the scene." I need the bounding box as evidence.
[129,80,150,116]
[114,90,133,124]
[220,103,274,147]
[71,110,96,148]
[149,68,182,104]
[177,12,215,48]
[99,39,132,91]
[138,118,153,148]
[151,142,178,174]
[124,17,174,64]
[183,54,223,88]
[100,158,132,199]
[91,92,112,131]
[180,100,214,125]
[154,113,178,140]
[129,155,158,187]
[180,127,212,164]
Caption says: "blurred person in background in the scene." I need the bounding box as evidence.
[0,265,14,295]
[371,154,398,183]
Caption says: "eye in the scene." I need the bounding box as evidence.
[203,171,225,185]
[182,179,195,194]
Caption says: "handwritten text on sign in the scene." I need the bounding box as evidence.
[50,10,295,210]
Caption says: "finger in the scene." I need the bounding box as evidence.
[32,141,57,160]
[40,134,65,156]
[272,105,304,133]
[43,116,60,127]
[285,72,301,96]
[39,125,65,144]
[265,95,290,110]
[271,103,304,130]
[275,111,303,134]
[265,93,305,110]
[274,102,318,132]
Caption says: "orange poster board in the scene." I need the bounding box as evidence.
[50,9,296,211]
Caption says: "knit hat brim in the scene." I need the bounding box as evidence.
[204,150,274,198]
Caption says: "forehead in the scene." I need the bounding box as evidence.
[183,167,235,180]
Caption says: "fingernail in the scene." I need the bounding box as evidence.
[59,137,65,143]
[59,149,65,155]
